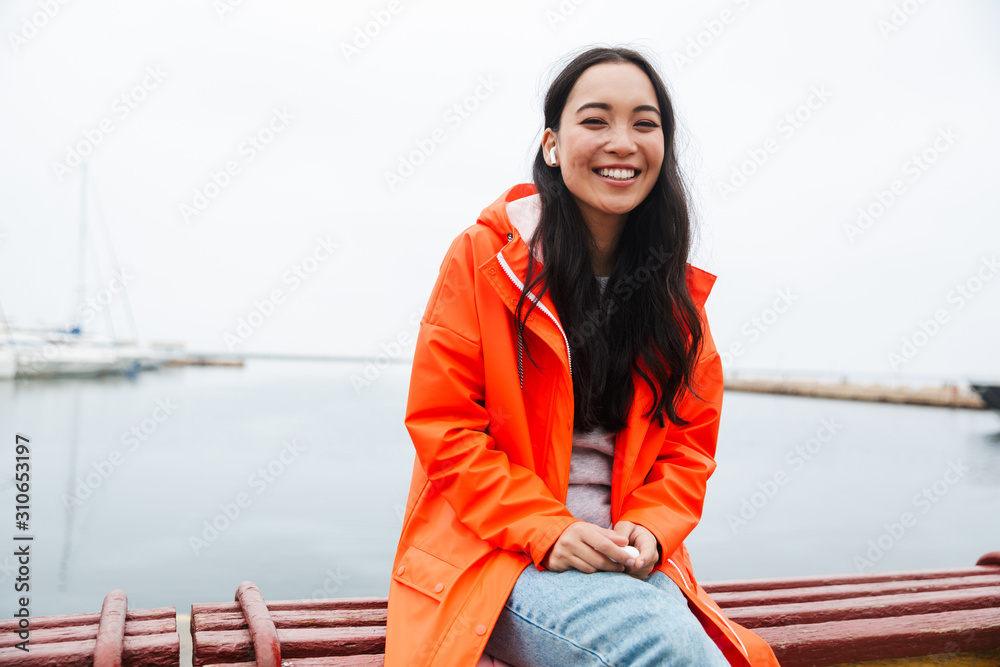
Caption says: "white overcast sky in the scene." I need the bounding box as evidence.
[1,0,998,381]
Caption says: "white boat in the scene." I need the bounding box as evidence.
[1,163,173,380]
[1,327,170,379]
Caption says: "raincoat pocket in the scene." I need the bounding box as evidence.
[391,544,462,603]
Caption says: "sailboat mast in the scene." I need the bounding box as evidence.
[75,162,88,333]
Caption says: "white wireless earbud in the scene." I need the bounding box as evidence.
[549,147,557,166]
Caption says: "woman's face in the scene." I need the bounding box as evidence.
[544,62,665,230]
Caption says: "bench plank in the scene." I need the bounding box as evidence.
[828,648,1000,666]
[194,608,388,632]
[206,658,385,667]
[192,597,387,615]
[711,574,1000,607]
[725,585,1000,628]
[0,632,178,667]
[703,566,998,593]
[193,626,385,666]
[0,618,176,649]
[755,606,1000,667]
[0,607,175,632]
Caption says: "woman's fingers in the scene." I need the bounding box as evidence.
[633,530,657,564]
[585,528,637,567]
[568,534,610,571]
[582,525,633,570]
[605,520,662,578]
[572,526,632,571]
[571,554,598,574]
[547,522,631,573]
[597,541,637,568]
[607,521,644,566]
[624,526,659,579]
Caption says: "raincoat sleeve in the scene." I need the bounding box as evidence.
[404,231,580,569]
[617,306,723,567]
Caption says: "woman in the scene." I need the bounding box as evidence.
[385,46,780,667]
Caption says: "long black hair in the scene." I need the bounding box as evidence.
[515,45,706,430]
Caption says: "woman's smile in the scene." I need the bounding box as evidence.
[592,165,641,185]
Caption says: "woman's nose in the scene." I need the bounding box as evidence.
[605,125,637,155]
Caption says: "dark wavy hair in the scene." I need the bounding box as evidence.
[515,45,705,430]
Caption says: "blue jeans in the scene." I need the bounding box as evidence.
[484,566,731,667]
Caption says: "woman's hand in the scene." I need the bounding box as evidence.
[612,520,661,580]
[540,520,640,573]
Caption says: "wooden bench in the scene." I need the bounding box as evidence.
[0,589,179,666]
[190,553,1000,667]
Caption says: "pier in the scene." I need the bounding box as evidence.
[724,377,986,410]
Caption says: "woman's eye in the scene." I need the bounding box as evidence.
[637,121,659,128]
[582,118,606,125]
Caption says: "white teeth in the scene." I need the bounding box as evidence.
[598,168,635,180]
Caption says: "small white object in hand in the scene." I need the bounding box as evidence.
[610,545,641,563]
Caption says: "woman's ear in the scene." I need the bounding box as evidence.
[541,128,557,166]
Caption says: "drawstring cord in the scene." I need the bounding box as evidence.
[507,231,525,391]
[517,328,523,390]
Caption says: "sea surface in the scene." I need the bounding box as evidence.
[1,359,998,616]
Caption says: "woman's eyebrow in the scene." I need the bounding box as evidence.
[574,101,661,116]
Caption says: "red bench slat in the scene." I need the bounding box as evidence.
[0,632,178,667]
[0,607,175,632]
[0,618,176,648]
[192,597,387,616]
[206,657,385,667]
[702,565,999,593]
[710,573,1000,607]
[193,626,385,666]
[755,606,1000,667]
[194,608,387,632]
[725,585,1000,628]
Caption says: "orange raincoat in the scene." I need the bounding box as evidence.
[385,183,780,667]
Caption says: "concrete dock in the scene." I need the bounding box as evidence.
[724,377,986,409]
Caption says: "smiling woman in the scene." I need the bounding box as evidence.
[385,45,780,667]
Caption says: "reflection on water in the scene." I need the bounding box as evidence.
[0,360,997,616]
[57,387,82,594]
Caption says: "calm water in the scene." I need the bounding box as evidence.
[1,360,998,616]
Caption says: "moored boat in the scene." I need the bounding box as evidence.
[0,327,162,378]
[971,383,1000,414]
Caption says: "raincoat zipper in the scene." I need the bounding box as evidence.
[497,232,572,389]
